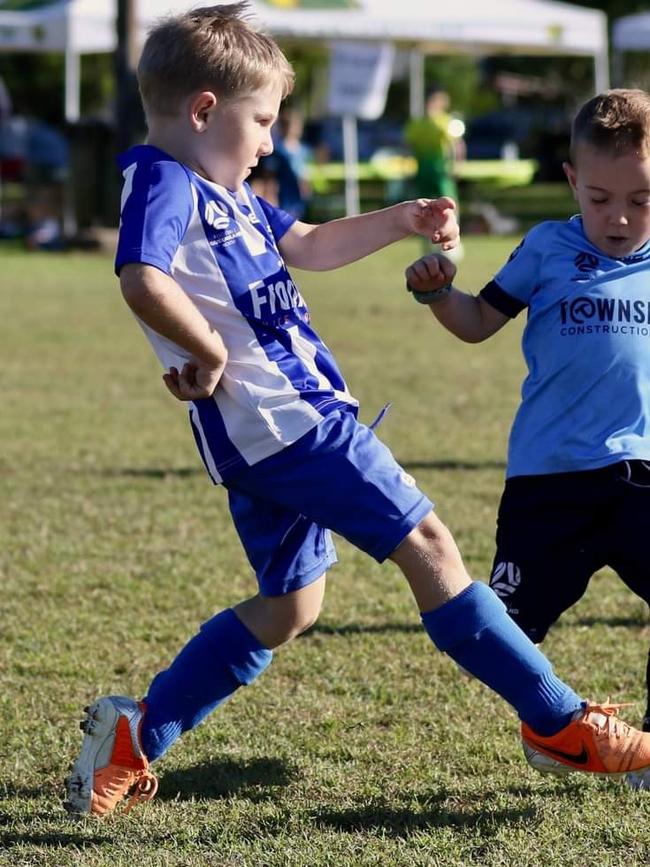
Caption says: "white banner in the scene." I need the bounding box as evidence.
[327,40,394,120]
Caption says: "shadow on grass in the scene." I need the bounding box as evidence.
[312,795,533,837]
[1,782,117,850]
[0,758,294,849]
[561,615,649,629]
[400,459,506,472]
[305,622,420,637]
[0,829,112,849]
[157,756,295,804]
[0,810,112,850]
[102,466,202,479]
[101,458,506,481]
[303,613,649,638]
[311,779,585,838]
[186,781,582,845]
[0,781,584,850]
[1,782,47,801]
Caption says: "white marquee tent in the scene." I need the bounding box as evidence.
[0,0,610,122]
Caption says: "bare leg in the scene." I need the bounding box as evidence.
[235,574,327,649]
[389,511,470,611]
[390,510,583,736]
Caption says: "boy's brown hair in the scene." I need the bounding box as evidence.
[138,2,295,118]
[570,88,650,161]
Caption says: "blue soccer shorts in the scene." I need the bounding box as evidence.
[220,409,433,597]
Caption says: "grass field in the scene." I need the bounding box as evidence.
[1,236,649,867]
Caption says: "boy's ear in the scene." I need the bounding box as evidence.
[563,160,578,199]
[190,91,218,131]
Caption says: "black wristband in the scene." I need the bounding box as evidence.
[406,281,453,304]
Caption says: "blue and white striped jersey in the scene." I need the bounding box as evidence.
[115,145,357,483]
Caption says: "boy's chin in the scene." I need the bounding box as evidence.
[589,233,642,258]
[600,239,641,257]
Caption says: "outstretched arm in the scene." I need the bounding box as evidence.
[405,253,509,344]
[120,263,228,400]
[278,198,459,272]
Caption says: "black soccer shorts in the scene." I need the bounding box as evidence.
[489,460,650,643]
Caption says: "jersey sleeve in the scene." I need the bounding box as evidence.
[479,225,546,317]
[255,195,297,241]
[115,156,194,276]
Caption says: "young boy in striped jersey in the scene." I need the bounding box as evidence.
[65,9,650,816]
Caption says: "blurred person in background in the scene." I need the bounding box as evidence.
[259,106,312,219]
[405,86,465,256]
[0,99,68,248]
[405,85,465,203]
[24,116,69,250]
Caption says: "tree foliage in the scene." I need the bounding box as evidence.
[570,0,647,19]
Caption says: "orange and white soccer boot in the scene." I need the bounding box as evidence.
[521,700,650,786]
[64,696,158,817]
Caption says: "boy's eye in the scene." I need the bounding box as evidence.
[590,198,607,205]
[632,198,650,207]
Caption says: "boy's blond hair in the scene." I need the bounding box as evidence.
[138,2,295,118]
[570,88,650,161]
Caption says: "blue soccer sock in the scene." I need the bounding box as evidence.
[140,608,272,762]
[421,581,582,736]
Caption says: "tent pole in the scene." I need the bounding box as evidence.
[594,49,610,93]
[342,114,360,217]
[409,49,424,119]
[64,47,80,123]
[115,0,138,153]
[63,46,80,236]
[594,16,610,93]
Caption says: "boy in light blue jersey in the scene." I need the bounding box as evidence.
[65,14,650,816]
[406,89,650,763]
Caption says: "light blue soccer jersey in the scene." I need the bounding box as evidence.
[115,145,357,483]
[481,216,650,477]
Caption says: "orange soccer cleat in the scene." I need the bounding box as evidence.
[521,700,650,785]
[64,696,158,817]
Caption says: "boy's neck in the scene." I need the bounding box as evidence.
[143,117,207,178]
[143,126,233,190]
[145,123,189,165]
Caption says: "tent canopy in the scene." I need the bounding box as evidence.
[241,0,607,57]
[0,0,610,119]
[0,0,608,56]
[0,0,114,54]
[612,11,650,52]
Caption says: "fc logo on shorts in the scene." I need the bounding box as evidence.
[490,561,522,597]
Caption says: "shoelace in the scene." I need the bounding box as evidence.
[123,770,159,814]
[584,699,634,740]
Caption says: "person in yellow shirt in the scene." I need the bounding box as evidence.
[405,85,465,202]
[406,86,465,257]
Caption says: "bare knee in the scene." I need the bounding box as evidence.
[234,575,326,649]
[394,511,459,560]
[390,512,471,611]
[271,592,322,641]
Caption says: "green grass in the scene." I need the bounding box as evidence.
[1,237,649,866]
